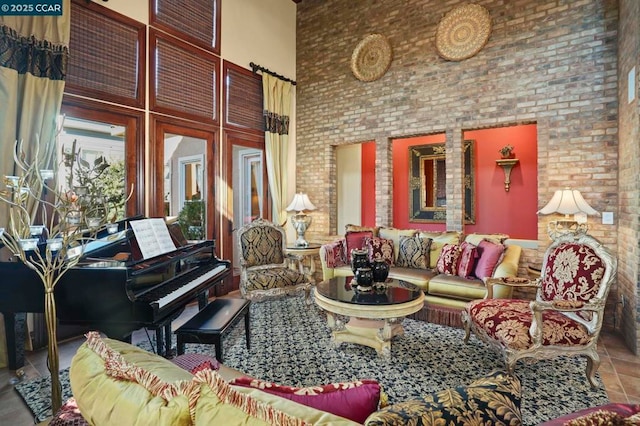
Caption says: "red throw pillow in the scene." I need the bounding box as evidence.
[365,237,395,266]
[230,377,381,424]
[436,244,461,275]
[474,239,506,280]
[323,240,348,268]
[457,241,479,278]
[345,230,374,261]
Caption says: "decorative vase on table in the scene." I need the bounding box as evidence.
[355,267,374,289]
[372,259,390,283]
[350,248,370,274]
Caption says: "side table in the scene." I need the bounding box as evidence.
[285,243,321,283]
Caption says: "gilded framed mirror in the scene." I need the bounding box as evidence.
[409,140,475,223]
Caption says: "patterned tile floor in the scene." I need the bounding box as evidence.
[0,317,638,425]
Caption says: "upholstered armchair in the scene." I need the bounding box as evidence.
[237,218,313,301]
[462,231,617,387]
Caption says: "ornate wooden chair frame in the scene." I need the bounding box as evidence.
[237,218,312,302]
[462,231,617,387]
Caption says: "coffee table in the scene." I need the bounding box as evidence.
[314,277,424,357]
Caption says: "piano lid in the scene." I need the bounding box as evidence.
[66,229,129,259]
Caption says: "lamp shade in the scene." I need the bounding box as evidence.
[537,188,599,216]
[286,193,316,212]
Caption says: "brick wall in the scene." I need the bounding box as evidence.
[295,1,633,342]
[616,0,640,354]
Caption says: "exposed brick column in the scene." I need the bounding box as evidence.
[375,137,393,226]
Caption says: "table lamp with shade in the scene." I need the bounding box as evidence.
[537,188,599,237]
[286,192,316,247]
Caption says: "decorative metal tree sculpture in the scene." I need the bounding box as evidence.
[0,139,129,414]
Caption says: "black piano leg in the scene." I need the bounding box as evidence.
[155,328,164,356]
[164,322,172,357]
[197,290,208,310]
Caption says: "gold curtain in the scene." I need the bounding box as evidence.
[0,2,70,368]
[262,73,292,226]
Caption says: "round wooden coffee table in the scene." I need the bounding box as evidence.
[314,277,424,357]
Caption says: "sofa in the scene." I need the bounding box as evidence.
[320,226,523,311]
[66,332,523,425]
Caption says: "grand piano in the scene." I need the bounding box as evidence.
[0,217,231,371]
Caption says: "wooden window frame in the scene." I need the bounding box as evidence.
[149,29,220,125]
[149,114,219,241]
[149,0,221,55]
[60,96,145,218]
[222,60,264,135]
[66,0,146,108]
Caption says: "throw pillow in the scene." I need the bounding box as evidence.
[539,403,640,426]
[171,353,220,374]
[230,376,382,424]
[364,370,521,426]
[72,332,197,426]
[457,241,479,278]
[345,224,380,236]
[196,369,307,425]
[474,239,506,280]
[396,235,432,270]
[563,409,633,426]
[365,237,395,266]
[378,227,417,263]
[436,243,461,275]
[322,239,348,268]
[419,231,462,268]
[465,233,509,247]
[345,230,374,261]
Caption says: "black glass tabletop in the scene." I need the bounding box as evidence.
[315,277,422,306]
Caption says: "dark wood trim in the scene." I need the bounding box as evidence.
[60,96,145,218]
[149,28,221,126]
[221,129,268,291]
[67,0,146,109]
[222,60,263,136]
[149,114,219,247]
[149,0,221,56]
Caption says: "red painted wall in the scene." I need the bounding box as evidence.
[389,125,538,239]
[464,125,538,239]
[361,142,376,227]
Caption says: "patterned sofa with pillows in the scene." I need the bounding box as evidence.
[320,226,522,310]
[66,332,523,425]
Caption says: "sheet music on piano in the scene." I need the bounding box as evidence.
[129,218,177,259]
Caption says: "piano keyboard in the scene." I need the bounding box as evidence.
[156,264,227,309]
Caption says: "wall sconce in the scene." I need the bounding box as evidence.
[537,188,599,237]
[496,158,519,192]
[286,192,316,247]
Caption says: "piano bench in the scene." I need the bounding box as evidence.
[175,298,251,362]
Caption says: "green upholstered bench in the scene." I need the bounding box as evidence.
[175,298,251,362]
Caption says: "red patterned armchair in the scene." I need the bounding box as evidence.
[237,218,313,301]
[462,231,617,387]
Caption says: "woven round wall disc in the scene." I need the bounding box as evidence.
[435,3,492,61]
[351,34,393,82]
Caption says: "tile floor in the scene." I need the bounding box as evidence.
[0,318,638,425]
